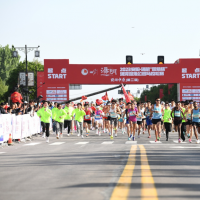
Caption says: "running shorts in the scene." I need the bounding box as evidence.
[110,117,118,127]
[192,122,200,127]
[84,120,91,124]
[186,120,192,125]
[118,118,123,122]
[142,118,146,121]
[152,118,161,125]
[146,118,152,126]
[174,120,182,125]
[161,121,163,125]
[137,121,142,125]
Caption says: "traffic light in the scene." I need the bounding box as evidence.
[157,56,164,64]
[126,55,132,64]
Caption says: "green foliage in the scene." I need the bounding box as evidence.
[6,59,44,100]
[134,97,140,102]
[0,77,8,103]
[0,45,20,82]
[140,84,177,103]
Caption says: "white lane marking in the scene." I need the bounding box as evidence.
[173,140,187,143]
[0,152,6,154]
[24,143,41,146]
[125,141,137,144]
[49,142,65,145]
[170,146,200,149]
[149,141,162,144]
[102,141,114,144]
[75,142,88,145]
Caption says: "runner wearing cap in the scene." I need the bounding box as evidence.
[94,106,104,136]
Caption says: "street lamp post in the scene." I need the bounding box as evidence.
[12,45,40,101]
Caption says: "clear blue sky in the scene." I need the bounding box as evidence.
[1,0,200,101]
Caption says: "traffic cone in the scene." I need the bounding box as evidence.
[8,134,13,146]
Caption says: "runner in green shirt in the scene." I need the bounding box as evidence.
[37,101,52,143]
[64,101,74,136]
[72,103,86,138]
[163,102,172,141]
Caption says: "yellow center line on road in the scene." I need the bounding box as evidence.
[110,145,137,200]
[139,145,158,200]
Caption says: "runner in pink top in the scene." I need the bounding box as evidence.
[128,102,138,141]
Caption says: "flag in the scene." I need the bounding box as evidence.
[82,96,87,100]
[122,84,131,103]
[96,99,103,105]
[128,91,134,101]
[102,92,109,101]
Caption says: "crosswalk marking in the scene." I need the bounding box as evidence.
[149,141,162,144]
[24,143,41,146]
[75,142,88,145]
[125,141,137,144]
[49,142,65,145]
[102,141,114,144]
[0,152,6,154]
[173,140,187,144]
[171,146,200,149]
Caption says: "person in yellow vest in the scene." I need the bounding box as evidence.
[54,104,67,139]
[64,101,74,136]
[163,102,172,141]
[37,101,52,143]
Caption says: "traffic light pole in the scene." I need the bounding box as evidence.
[25,45,28,101]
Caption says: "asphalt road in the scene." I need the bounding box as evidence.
[1,129,200,200]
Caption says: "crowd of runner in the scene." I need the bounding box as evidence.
[1,98,200,143]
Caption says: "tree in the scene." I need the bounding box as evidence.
[0,45,20,82]
[140,84,177,102]
[6,60,44,100]
[0,77,8,103]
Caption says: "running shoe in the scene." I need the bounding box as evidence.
[42,133,45,138]
[178,139,181,143]
[157,137,160,141]
[67,134,70,137]
[148,135,151,138]
[60,133,63,138]
[155,139,157,142]
[138,135,140,138]
[77,134,80,137]
[189,139,192,143]
[86,134,88,137]
[132,136,135,141]
[187,134,190,138]
[128,137,131,141]
[130,134,133,138]
[109,133,111,136]
[143,131,145,134]
[53,132,56,135]
[82,135,84,139]
[166,138,168,141]
[115,134,117,137]
[99,132,101,136]
[56,134,59,139]
[46,137,49,143]
[110,135,113,140]
[196,140,200,144]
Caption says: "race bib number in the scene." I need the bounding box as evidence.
[129,111,135,116]
[110,112,117,118]
[85,115,90,119]
[96,115,101,119]
[175,111,180,117]
[187,114,191,119]
[193,114,199,118]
